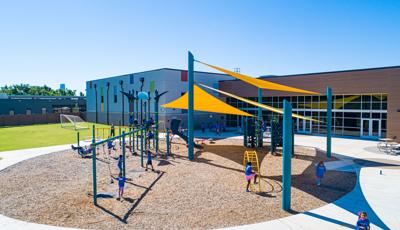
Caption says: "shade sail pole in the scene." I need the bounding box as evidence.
[257,88,263,147]
[282,100,292,211]
[326,87,332,158]
[188,52,194,161]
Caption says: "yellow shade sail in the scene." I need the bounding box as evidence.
[162,85,252,117]
[199,83,320,122]
[197,60,319,95]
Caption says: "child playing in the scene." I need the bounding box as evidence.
[147,131,154,149]
[316,161,326,186]
[146,150,155,172]
[245,162,258,192]
[110,124,115,137]
[356,211,370,230]
[117,154,123,173]
[112,172,126,201]
[107,139,115,155]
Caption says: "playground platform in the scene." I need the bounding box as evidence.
[0,135,399,230]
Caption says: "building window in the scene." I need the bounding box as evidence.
[130,74,134,84]
[26,109,32,115]
[42,108,47,114]
[114,95,118,103]
[89,81,92,89]
[9,110,15,116]
[181,71,188,82]
[101,96,104,103]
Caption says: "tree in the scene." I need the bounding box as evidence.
[0,84,77,96]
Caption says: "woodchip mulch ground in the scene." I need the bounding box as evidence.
[0,139,356,229]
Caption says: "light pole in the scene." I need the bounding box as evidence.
[106,82,110,125]
[94,84,98,123]
[139,77,144,125]
[119,80,124,125]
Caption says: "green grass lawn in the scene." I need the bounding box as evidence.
[0,123,110,152]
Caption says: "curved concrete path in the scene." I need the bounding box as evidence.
[1,135,399,230]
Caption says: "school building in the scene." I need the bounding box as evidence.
[85,68,231,128]
[219,66,400,140]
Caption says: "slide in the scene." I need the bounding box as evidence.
[170,119,204,149]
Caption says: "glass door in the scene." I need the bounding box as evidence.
[297,118,312,133]
[361,119,381,138]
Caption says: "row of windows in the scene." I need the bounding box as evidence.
[227,94,388,104]
[7,107,81,116]
[227,94,388,110]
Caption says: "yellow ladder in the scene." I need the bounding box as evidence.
[243,150,261,192]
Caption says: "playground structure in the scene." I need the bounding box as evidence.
[81,51,334,212]
[161,51,333,211]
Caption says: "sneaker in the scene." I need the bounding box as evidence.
[246,189,250,192]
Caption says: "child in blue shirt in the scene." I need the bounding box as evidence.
[245,162,258,192]
[146,150,155,172]
[117,154,123,173]
[316,161,326,186]
[112,172,126,201]
[356,211,370,230]
[107,139,115,156]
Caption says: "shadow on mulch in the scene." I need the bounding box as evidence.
[96,171,165,224]
[193,144,357,205]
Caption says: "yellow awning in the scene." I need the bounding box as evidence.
[162,85,252,117]
[199,84,320,122]
[197,61,319,95]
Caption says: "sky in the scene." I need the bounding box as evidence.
[0,0,399,94]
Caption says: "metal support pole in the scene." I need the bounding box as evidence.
[144,128,147,151]
[282,100,292,211]
[132,127,135,153]
[129,127,132,147]
[147,92,151,121]
[122,131,126,178]
[326,87,332,158]
[135,91,139,120]
[118,123,122,146]
[140,127,144,167]
[257,88,263,147]
[188,51,194,160]
[140,99,143,125]
[270,120,275,154]
[244,116,248,147]
[166,129,170,157]
[154,96,159,152]
[144,101,147,123]
[91,125,97,205]
[136,126,139,150]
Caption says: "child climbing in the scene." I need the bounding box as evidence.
[107,138,115,156]
[146,150,155,172]
[111,172,126,201]
[245,162,258,192]
[356,211,370,230]
[146,130,154,151]
[316,161,326,186]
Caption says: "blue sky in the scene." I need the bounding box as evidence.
[0,0,399,94]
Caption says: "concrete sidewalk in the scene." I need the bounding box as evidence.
[0,135,399,229]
